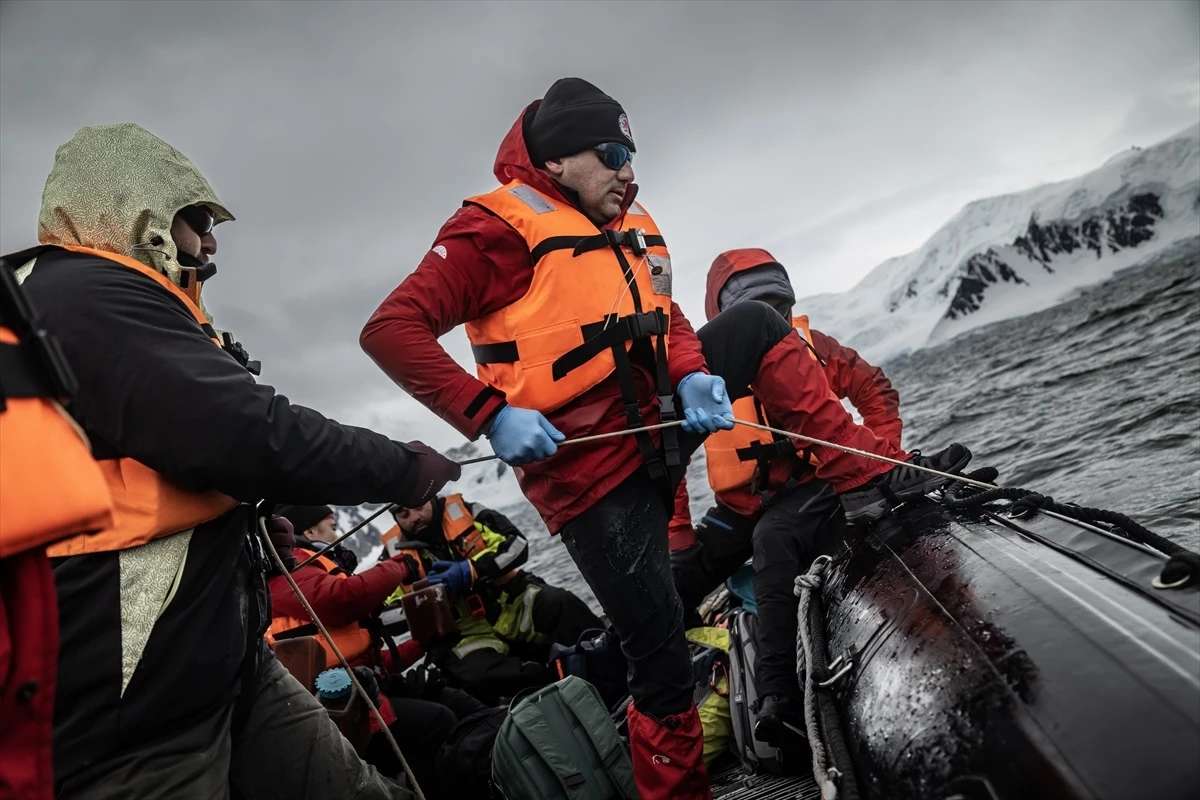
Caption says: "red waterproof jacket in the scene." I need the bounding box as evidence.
[361,102,706,532]
[669,249,904,546]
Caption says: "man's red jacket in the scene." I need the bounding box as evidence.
[361,101,706,532]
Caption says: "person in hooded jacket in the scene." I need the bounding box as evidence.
[670,248,907,743]
[360,78,970,798]
[8,123,462,800]
[379,495,602,705]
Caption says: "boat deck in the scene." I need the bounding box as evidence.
[709,756,820,799]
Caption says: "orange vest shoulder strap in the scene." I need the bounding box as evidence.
[295,547,341,575]
[54,244,220,345]
[441,494,490,560]
[792,314,818,362]
[441,494,476,540]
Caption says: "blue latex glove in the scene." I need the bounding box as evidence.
[425,560,475,595]
[677,372,734,433]
[486,405,565,466]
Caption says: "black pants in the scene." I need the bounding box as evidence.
[57,653,411,800]
[560,301,795,719]
[749,481,844,700]
[366,696,459,800]
[672,504,758,625]
[672,487,846,702]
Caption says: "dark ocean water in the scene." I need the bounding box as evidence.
[517,249,1200,610]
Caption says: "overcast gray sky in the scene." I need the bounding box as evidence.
[2,0,1197,449]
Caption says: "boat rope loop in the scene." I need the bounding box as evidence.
[942,469,1200,590]
[794,556,860,800]
[257,517,426,800]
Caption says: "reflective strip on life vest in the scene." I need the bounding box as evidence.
[452,635,509,659]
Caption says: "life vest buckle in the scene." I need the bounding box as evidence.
[629,228,648,256]
[626,311,662,340]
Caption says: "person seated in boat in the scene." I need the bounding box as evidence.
[281,503,361,574]
[268,504,426,673]
[379,493,603,705]
[668,247,955,746]
[264,514,484,800]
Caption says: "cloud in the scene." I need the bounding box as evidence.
[3,0,1197,449]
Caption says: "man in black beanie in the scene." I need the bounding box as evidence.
[363,77,971,799]
[276,503,358,574]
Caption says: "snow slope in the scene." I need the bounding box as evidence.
[799,124,1200,363]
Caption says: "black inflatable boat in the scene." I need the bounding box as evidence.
[716,492,1200,800]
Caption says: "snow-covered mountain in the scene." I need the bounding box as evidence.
[799,124,1200,364]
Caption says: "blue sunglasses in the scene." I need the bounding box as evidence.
[593,142,634,171]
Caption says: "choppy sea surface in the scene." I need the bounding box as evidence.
[509,250,1200,610]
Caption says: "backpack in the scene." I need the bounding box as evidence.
[727,608,796,774]
[547,627,629,712]
[434,706,508,799]
[686,627,734,765]
[491,675,638,800]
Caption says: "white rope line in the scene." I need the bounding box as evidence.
[257,517,426,800]
[732,418,995,490]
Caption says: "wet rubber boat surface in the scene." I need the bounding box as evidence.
[820,497,1199,799]
[704,495,1199,799]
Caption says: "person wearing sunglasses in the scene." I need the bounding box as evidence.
[362,77,970,799]
[6,123,461,800]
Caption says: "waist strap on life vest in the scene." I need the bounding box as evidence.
[0,257,114,557]
[465,184,680,482]
[3,244,239,557]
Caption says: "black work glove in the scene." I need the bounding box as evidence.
[351,666,382,708]
[389,552,422,584]
[403,663,446,699]
[263,515,296,572]
[397,441,462,507]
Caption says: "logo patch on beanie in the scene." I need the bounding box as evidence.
[431,244,448,259]
[618,113,633,143]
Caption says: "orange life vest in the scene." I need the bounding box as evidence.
[463,181,682,477]
[381,494,517,590]
[4,244,240,558]
[0,256,114,558]
[266,547,373,669]
[704,315,819,499]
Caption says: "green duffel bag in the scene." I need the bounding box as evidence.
[491,674,638,799]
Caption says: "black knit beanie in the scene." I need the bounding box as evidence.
[275,504,334,535]
[527,78,635,166]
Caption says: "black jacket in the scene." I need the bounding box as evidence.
[22,248,425,782]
